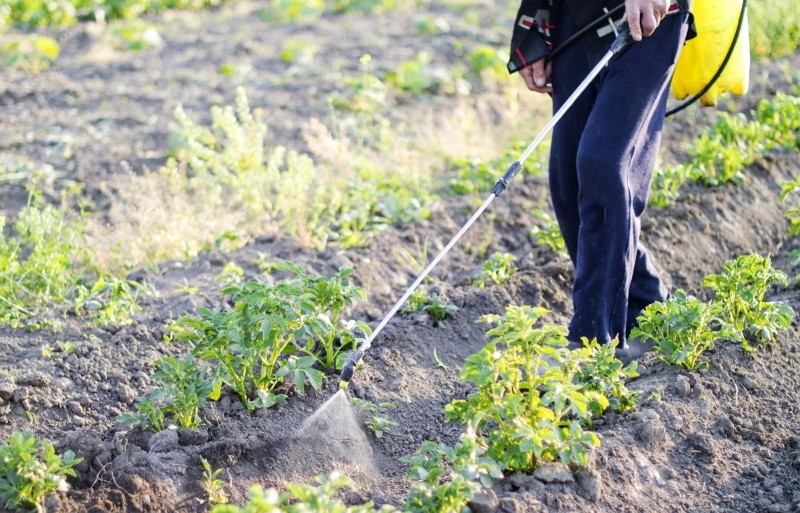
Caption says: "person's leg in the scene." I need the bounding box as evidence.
[568,13,690,345]
[625,108,672,335]
[548,2,595,272]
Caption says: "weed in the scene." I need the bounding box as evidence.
[433,347,448,370]
[703,253,795,349]
[175,279,199,296]
[0,190,140,329]
[473,251,517,288]
[646,381,665,403]
[393,236,430,275]
[199,456,229,505]
[0,430,81,511]
[73,277,146,327]
[401,289,458,326]
[350,397,396,438]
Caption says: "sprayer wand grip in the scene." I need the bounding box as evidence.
[609,24,633,54]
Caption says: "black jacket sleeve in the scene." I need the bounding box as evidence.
[507,0,549,74]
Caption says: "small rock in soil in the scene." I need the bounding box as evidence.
[178,428,209,446]
[499,492,546,513]
[117,383,137,405]
[674,375,692,396]
[639,420,668,444]
[713,416,735,437]
[575,468,602,502]
[13,387,32,403]
[533,462,574,484]
[741,375,759,391]
[507,472,538,490]
[467,488,498,513]
[148,428,179,452]
[17,371,51,388]
[686,433,714,455]
[0,377,16,400]
[67,400,84,416]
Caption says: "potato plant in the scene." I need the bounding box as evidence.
[211,472,397,513]
[653,92,800,207]
[689,112,773,187]
[631,290,739,371]
[0,430,81,511]
[571,338,640,416]
[169,266,367,409]
[703,253,795,349]
[1,34,60,72]
[118,354,217,431]
[649,162,692,208]
[755,93,800,150]
[445,306,622,472]
[443,141,544,197]
[780,176,800,236]
[402,426,501,513]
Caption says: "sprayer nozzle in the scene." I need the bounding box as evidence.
[338,347,364,390]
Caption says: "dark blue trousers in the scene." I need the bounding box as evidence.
[548,6,691,344]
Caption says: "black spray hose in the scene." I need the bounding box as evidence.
[339,26,634,390]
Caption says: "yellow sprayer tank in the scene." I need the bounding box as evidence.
[671,0,750,106]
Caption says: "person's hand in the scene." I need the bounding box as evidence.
[519,58,553,93]
[625,0,670,41]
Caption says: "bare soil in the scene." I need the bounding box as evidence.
[1,3,799,512]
